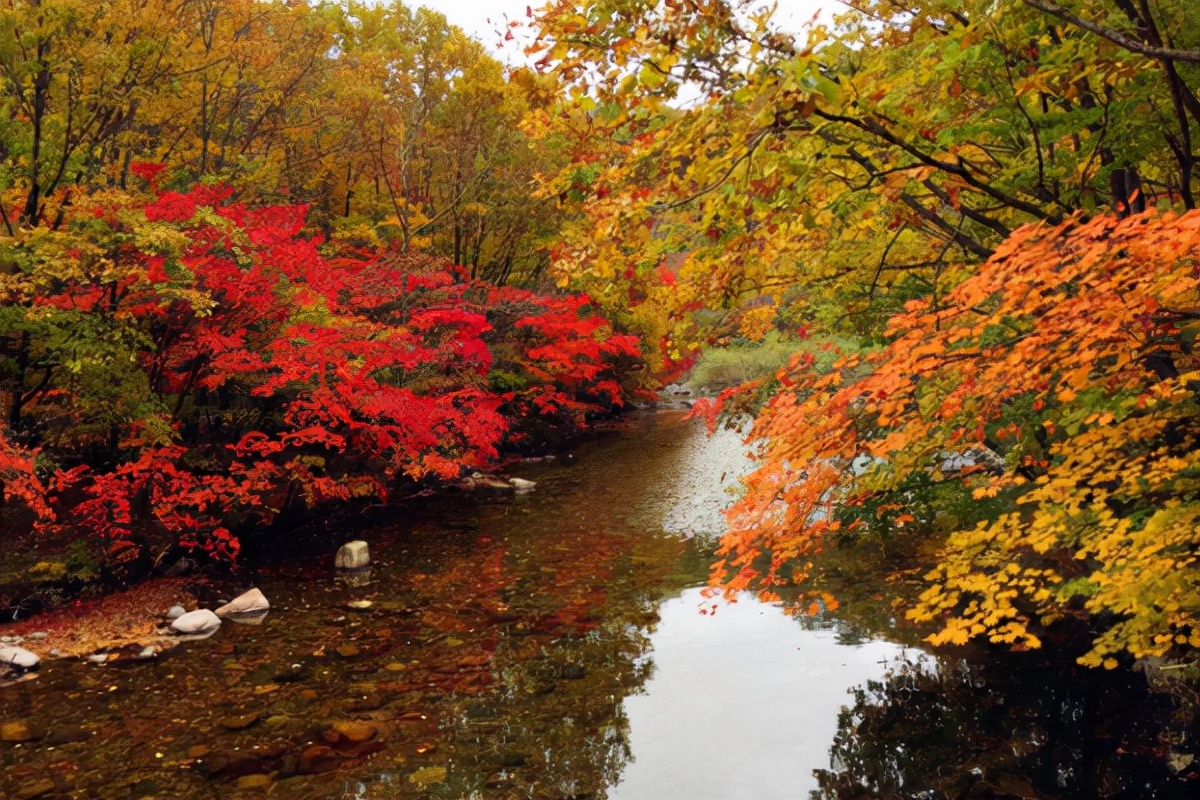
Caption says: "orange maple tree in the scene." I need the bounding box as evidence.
[701,210,1200,664]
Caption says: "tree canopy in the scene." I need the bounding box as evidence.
[529,0,1200,665]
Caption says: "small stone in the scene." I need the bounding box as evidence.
[14,779,56,800]
[384,662,407,672]
[335,644,360,658]
[0,635,22,644]
[215,588,269,618]
[335,540,370,569]
[408,765,447,785]
[137,646,157,659]
[0,645,41,669]
[187,745,211,758]
[235,774,273,789]
[218,712,262,731]
[345,600,373,611]
[166,605,186,620]
[170,608,221,635]
[86,653,108,665]
[324,720,378,744]
[1,720,44,743]
[25,631,48,640]
[509,477,537,493]
[298,745,342,774]
[498,751,527,768]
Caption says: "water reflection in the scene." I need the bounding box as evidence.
[2,412,1194,800]
[613,590,907,800]
[813,640,1199,799]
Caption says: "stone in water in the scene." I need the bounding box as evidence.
[170,608,221,635]
[215,588,269,617]
[0,645,40,669]
[335,540,370,569]
[509,477,537,493]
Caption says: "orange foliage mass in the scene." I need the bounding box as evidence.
[706,210,1200,663]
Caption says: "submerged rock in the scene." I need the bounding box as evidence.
[218,712,262,731]
[322,720,378,745]
[509,477,537,493]
[215,588,269,618]
[0,645,41,670]
[335,540,370,570]
[1,719,44,743]
[298,744,342,774]
[170,608,221,635]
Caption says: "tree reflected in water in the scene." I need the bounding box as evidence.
[813,641,1199,800]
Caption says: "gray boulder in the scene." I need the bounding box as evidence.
[170,608,222,635]
[0,645,40,669]
[335,540,370,570]
[214,588,269,618]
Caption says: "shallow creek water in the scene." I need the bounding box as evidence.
[2,411,1197,799]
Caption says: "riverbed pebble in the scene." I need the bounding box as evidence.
[335,540,370,569]
[0,719,44,743]
[170,608,222,635]
[215,588,269,617]
[165,605,186,620]
[509,477,537,493]
[0,645,41,669]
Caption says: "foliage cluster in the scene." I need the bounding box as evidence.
[0,0,563,281]
[529,0,1200,662]
[0,182,641,565]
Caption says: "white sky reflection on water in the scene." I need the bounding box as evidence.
[613,590,911,799]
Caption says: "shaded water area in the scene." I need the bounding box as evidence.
[3,411,1198,799]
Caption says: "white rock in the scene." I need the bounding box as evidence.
[166,605,186,620]
[335,540,370,570]
[26,631,48,640]
[87,653,108,665]
[214,588,269,618]
[137,646,157,659]
[0,645,40,669]
[170,608,222,635]
[509,477,537,493]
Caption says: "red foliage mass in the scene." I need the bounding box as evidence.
[2,184,643,564]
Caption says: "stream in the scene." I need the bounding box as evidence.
[1,410,1196,799]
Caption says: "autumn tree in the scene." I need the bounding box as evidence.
[530,0,1200,663]
[529,0,1199,343]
